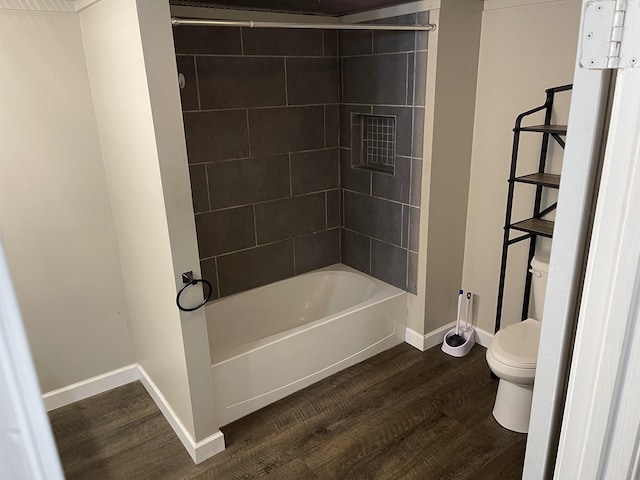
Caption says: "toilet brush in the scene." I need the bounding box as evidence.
[446,290,465,347]
[464,292,472,331]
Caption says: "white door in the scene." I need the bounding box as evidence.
[0,241,65,480]
[525,0,640,478]
[553,67,640,480]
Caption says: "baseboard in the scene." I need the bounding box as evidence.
[405,322,455,351]
[137,365,225,464]
[405,323,494,351]
[404,326,429,350]
[43,364,225,463]
[42,364,139,411]
[473,327,494,348]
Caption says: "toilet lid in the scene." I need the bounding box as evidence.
[491,318,541,368]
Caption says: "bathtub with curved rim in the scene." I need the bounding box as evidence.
[206,263,407,425]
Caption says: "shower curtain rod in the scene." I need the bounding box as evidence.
[171,17,436,31]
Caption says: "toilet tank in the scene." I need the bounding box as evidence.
[530,256,550,320]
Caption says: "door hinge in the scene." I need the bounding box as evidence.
[580,0,640,69]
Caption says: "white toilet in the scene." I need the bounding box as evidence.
[486,256,549,433]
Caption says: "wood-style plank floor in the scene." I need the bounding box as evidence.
[49,344,526,479]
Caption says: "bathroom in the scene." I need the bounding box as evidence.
[0,0,603,477]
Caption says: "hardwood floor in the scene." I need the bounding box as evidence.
[49,344,526,479]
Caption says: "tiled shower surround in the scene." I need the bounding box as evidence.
[340,13,427,294]
[174,13,426,298]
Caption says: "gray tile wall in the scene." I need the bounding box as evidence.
[339,12,428,294]
[175,14,428,298]
[175,26,341,299]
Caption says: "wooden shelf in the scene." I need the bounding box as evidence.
[496,84,572,333]
[510,218,554,238]
[514,173,561,188]
[518,124,567,135]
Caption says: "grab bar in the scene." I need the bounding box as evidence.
[176,271,212,312]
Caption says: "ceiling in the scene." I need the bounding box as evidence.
[168,0,420,16]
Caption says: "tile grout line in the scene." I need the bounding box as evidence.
[341,190,345,234]
[253,204,258,246]
[406,249,410,291]
[325,191,328,229]
[245,109,252,157]
[288,153,293,197]
[341,226,409,252]
[401,205,406,248]
[204,163,212,211]
[194,189,339,215]
[182,102,417,114]
[369,157,373,196]
[323,105,327,148]
[188,146,339,166]
[341,185,413,207]
[406,52,410,106]
[214,257,221,299]
[184,103,342,114]
[340,58,344,110]
[193,56,202,111]
[284,58,289,106]
[199,227,342,264]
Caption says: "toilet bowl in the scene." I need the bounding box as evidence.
[487,256,548,433]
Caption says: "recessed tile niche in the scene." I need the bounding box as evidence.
[351,113,397,174]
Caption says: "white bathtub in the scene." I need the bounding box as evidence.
[205,263,407,425]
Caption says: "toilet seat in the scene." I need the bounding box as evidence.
[490,318,541,369]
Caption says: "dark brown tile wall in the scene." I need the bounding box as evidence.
[175,13,428,298]
[217,241,295,297]
[339,12,428,294]
[207,155,290,209]
[183,110,249,163]
[196,57,286,109]
[175,27,340,300]
[294,229,341,275]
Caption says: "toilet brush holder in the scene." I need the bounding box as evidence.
[441,328,475,357]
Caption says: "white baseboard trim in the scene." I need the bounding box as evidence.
[405,324,494,351]
[42,364,139,411]
[137,365,225,464]
[405,322,455,351]
[43,364,225,464]
[473,327,494,348]
[404,326,428,351]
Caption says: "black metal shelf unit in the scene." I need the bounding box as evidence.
[494,84,573,333]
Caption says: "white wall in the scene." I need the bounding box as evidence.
[423,0,483,333]
[80,0,219,445]
[462,0,582,334]
[136,0,221,444]
[0,8,135,392]
[409,0,482,334]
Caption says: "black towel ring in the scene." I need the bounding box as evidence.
[176,271,213,312]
